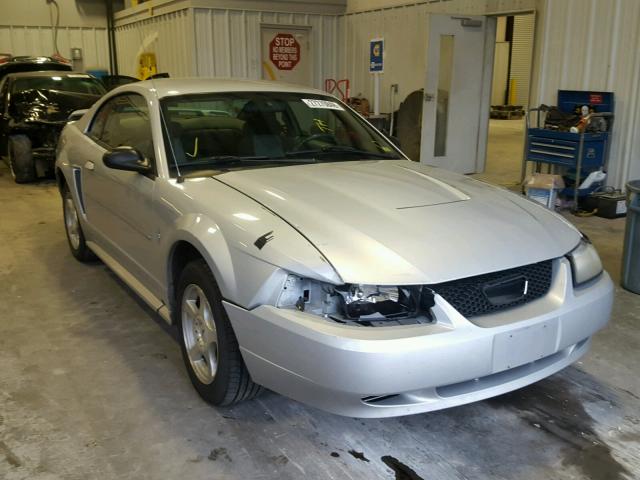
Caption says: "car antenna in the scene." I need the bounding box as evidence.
[134,26,184,183]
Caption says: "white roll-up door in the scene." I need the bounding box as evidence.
[509,14,535,107]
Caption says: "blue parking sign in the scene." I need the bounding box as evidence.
[369,38,384,73]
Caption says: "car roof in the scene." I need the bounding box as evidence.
[0,57,73,80]
[111,77,331,99]
[6,70,95,79]
[1,55,68,64]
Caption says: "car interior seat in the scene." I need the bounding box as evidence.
[177,117,245,162]
[237,101,285,158]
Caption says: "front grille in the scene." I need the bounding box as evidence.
[428,260,553,318]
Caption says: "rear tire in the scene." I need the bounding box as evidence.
[177,259,263,406]
[62,186,96,262]
[8,135,35,183]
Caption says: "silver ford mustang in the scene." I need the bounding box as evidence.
[55,79,614,417]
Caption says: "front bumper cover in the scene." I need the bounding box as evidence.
[224,259,614,417]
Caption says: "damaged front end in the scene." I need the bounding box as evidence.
[8,88,101,175]
[276,275,436,326]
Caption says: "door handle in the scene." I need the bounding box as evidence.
[84,161,95,171]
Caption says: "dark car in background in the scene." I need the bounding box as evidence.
[0,71,106,182]
[0,55,72,83]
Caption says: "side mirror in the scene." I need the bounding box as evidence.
[67,109,88,123]
[103,147,151,173]
[388,136,401,149]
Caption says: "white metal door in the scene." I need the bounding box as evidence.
[261,26,311,87]
[420,15,494,174]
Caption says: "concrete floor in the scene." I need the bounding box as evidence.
[1,151,640,479]
[477,118,527,187]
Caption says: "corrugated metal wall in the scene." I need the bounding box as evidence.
[532,0,640,189]
[114,9,194,78]
[338,0,533,113]
[509,13,534,107]
[110,0,639,188]
[114,6,340,89]
[339,0,506,113]
[192,8,341,89]
[340,4,430,113]
[0,25,109,70]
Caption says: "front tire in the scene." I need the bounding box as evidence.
[8,135,35,183]
[62,186,95,262]
[177,259,262,406]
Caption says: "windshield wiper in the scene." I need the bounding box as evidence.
[285,146,399,160]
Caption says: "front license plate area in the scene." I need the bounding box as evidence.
[492,319,559,373]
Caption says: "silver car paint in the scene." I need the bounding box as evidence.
[216,160,582,285]
[56,78,613,417]
[225,262,613,417]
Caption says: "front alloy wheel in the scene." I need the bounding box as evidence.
[181,284,219,384]
[176,259,262,406]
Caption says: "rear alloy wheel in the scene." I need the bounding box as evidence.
[177,260,263,406]
[8,135,36,183]
[62,187,95,262]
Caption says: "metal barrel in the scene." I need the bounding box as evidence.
[622,180,640,293]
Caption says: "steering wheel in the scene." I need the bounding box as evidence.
[293,133,337,151]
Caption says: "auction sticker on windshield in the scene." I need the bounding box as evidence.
[302,99,344,110]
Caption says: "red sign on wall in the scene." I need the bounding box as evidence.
[589,93,603,105]
[269,33,300,70]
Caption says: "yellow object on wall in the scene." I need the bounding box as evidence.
[137,52,157,80]
[509,78,517,106]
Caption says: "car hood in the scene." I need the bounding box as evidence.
[10,88,101,124]
[216,160,581,285]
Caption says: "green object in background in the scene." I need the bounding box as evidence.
[622,180,640,293]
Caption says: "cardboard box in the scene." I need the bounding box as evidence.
[525,174,565,209]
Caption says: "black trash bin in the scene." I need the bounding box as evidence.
[622,180,640,293]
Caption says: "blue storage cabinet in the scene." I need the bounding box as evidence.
[522,90,614,207]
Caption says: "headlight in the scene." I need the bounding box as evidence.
[276,275,435,325]
[567,237,603,286]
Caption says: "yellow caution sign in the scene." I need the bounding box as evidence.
[137,52,157,80]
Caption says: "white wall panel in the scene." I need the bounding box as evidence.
[114,9,194,78]
[0,25,109,70]
[347,0,480,14]
[115,5,340,88]
[0,0,107,28]
[110,0,639,187]
[193,8,341,89]
[341,4,429,113]
[531,0,640,189]
[338,0,535,113]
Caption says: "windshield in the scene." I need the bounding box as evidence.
[160,91,402,176]
[11,75,106,96]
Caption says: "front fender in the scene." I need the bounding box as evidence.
[158,179,341,309]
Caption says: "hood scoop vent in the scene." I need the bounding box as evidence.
[394,166,470,209]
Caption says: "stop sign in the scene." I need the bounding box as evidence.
[269,33,300,70]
